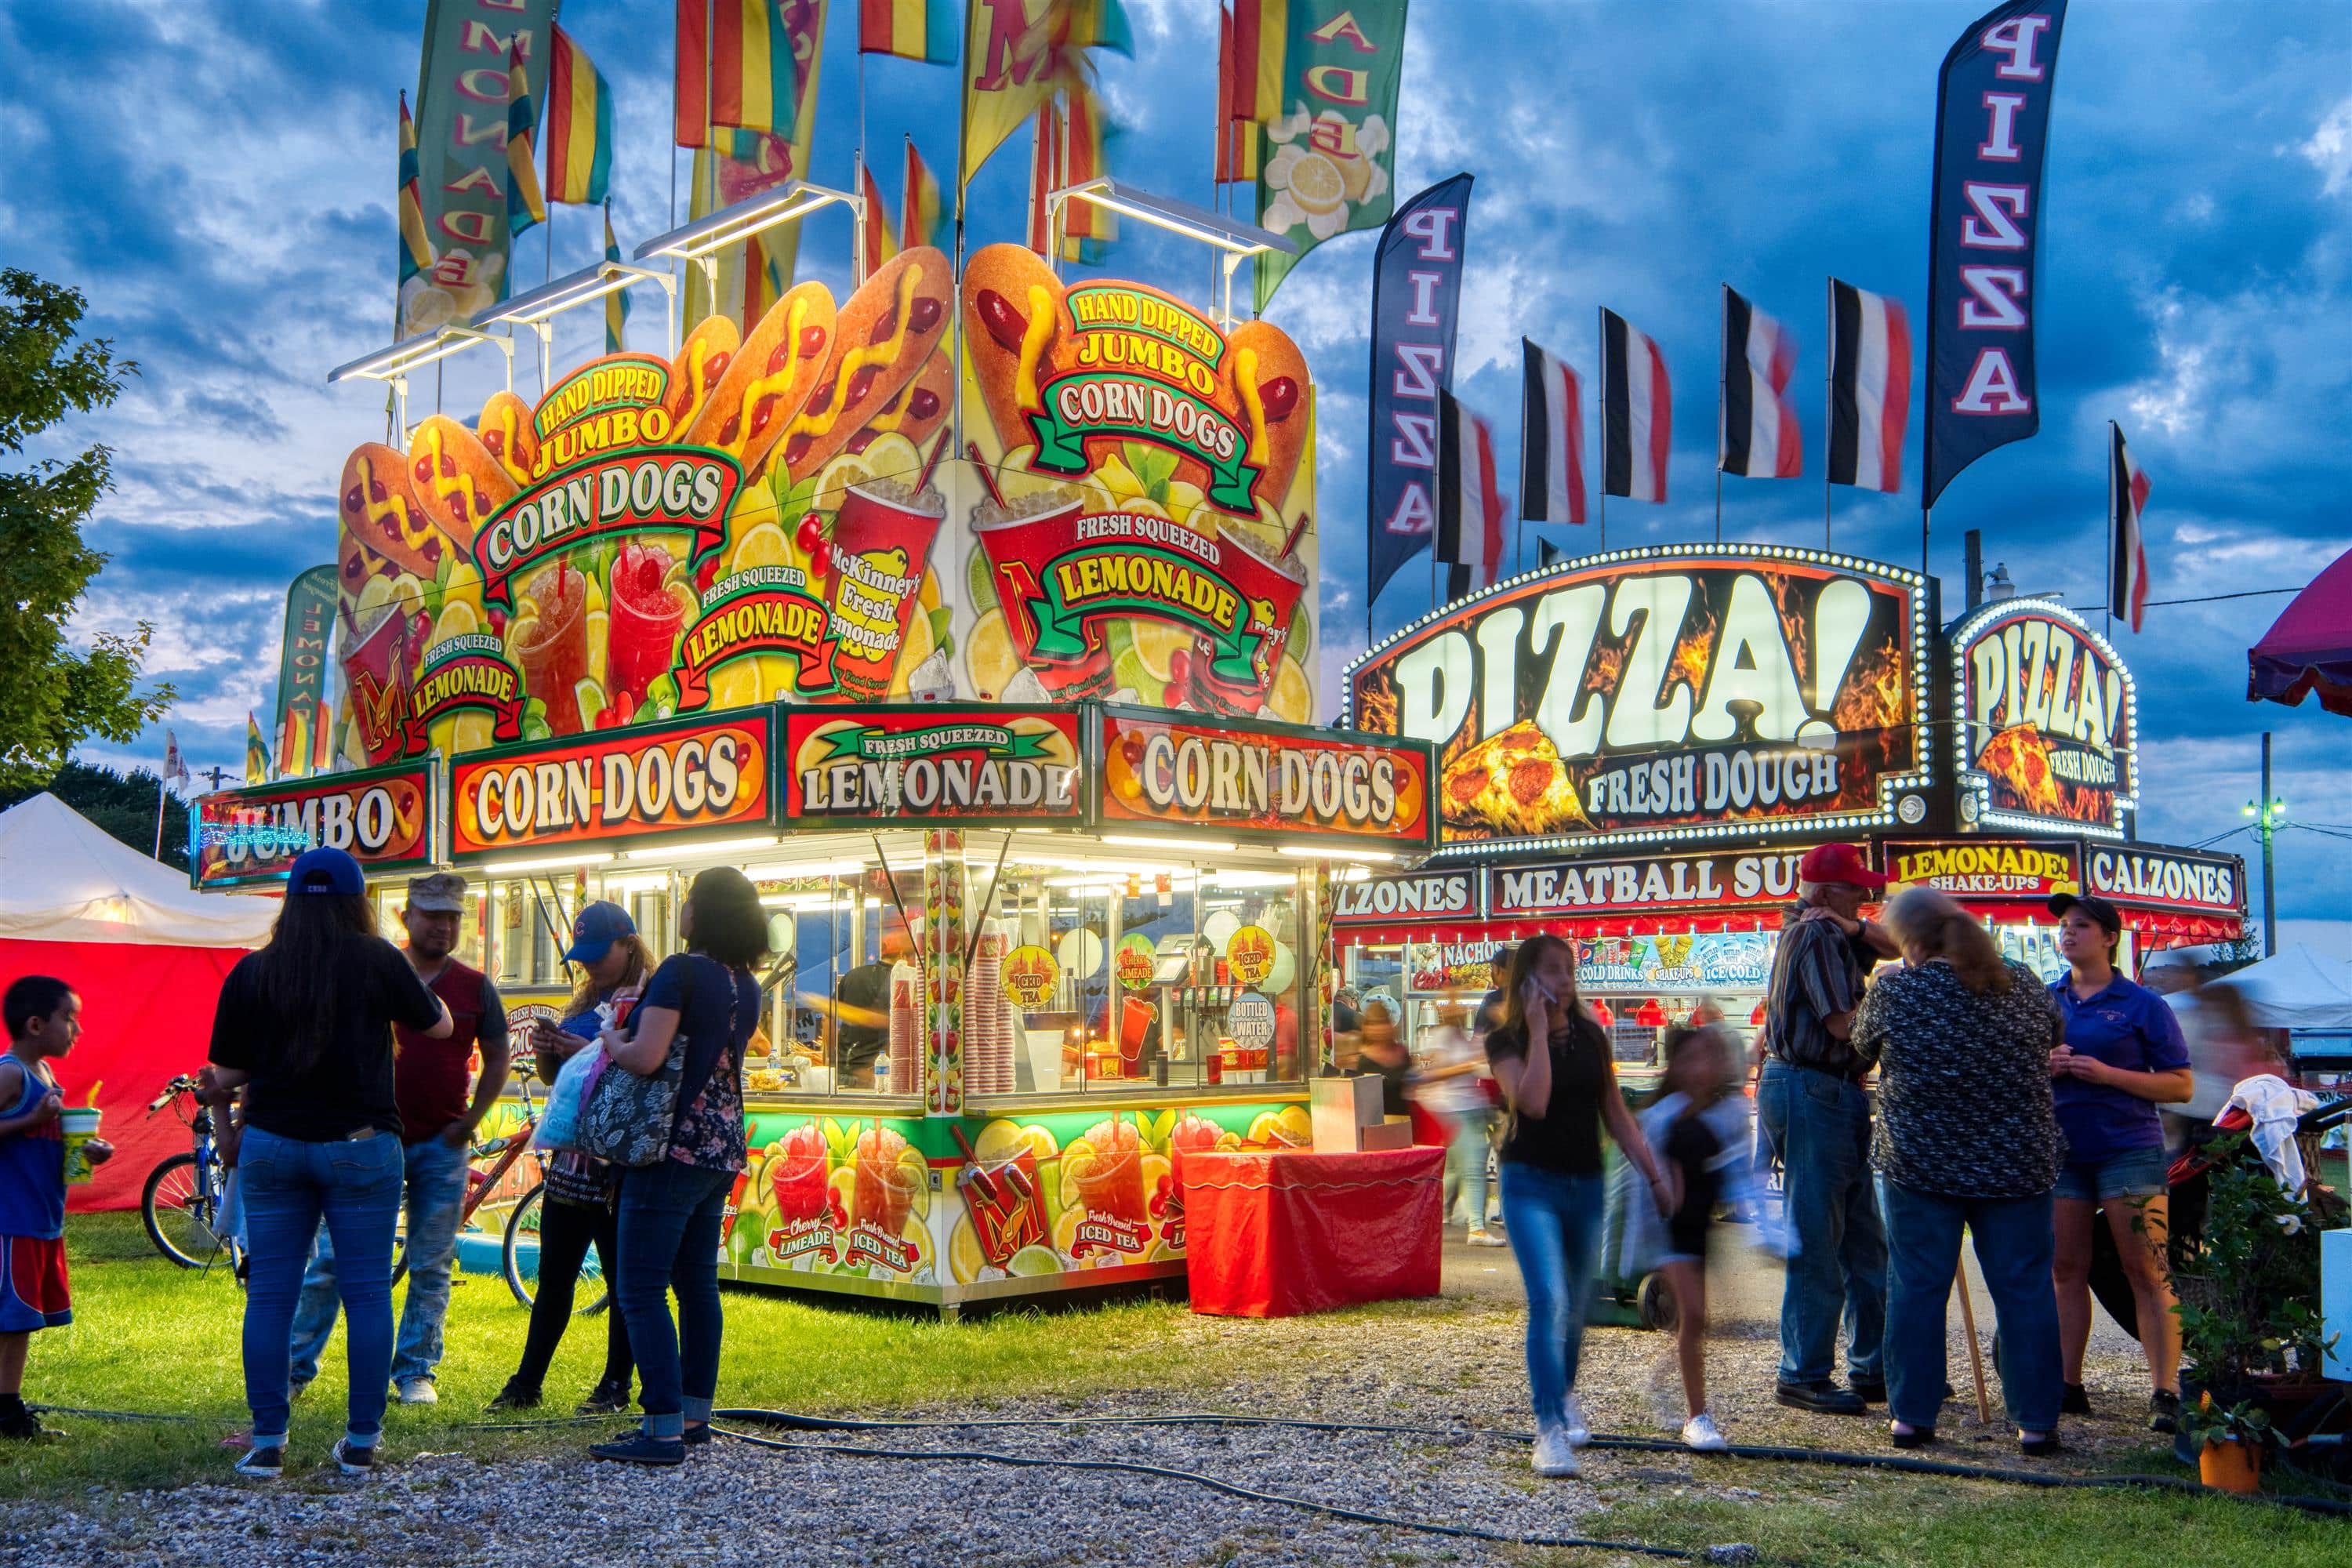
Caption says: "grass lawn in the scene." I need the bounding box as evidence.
[13,1215,2348,1567]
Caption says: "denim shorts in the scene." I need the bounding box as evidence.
[2053,1143,2169,1202]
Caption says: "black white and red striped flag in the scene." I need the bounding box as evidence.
[1438,390,1507,597]
[1828,278,1911,492]
[1720,287,1802,478]
[1602,310,1670,503]
[1519,337,1586,527]
[2111,423,2152,631]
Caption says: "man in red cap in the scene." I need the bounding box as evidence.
[1756,842,1900,1415]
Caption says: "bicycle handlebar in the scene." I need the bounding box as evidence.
[147,1074,202,1113]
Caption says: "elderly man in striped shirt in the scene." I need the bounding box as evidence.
[1755,844,1900,1416]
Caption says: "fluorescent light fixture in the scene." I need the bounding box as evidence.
[599,873,670,893]
[1278,845,1399,862]
[622,835,779,860]
[1102,835,1237,855]
[327,324,509,386]
[1051,177,1296,257]
[481,851,615,874]
[1203,869,1299,889]
[471,260,670,330]
[634,182,856,264]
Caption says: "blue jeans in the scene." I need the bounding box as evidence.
[1498,1163,1606,1429]
[615,1160,734,1441]
[1877,1177,2062,1433]
[289,1136,470,1388]
[1757,1062,1886,1385]
[236,1126,404,1446]
[1447,1106,1497,1228]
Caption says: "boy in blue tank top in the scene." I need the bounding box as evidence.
[1,976,114,1443]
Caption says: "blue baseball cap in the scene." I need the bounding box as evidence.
[286,846,365,896]
[564,901,637,964]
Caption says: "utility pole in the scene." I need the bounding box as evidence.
[2243,731,2285,955]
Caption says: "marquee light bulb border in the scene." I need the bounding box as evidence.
[1946,593,2140,842]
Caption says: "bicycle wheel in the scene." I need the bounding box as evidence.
[502,1183,609,1316]
[143,1154,229,1269]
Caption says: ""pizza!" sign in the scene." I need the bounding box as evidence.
[1346,547,1928,850]
[1953,601,2136,836]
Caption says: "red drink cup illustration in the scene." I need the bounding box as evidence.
[768,1123,829,1223]
[1170,523,1307,716]
[1071,1118,1147,1226]
[1118,996,1155,1076]
[510,559,590,735]
[822,480,944,700]
[608,541,689,709]
[970,494,1114,700]
[853,1125,920,1236]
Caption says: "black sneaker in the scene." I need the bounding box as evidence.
[2059,1382,2092,1416]
[576,1379,633,1415]
[488,1380,543,1413]
[1775,1379,1867,1415]
[2149,1389,2180,1434]
[590,1430,684,1466]
[332,1438,378,1476]
[1846,1378,1888,1405]
[234,1443,285,1479]
[0,1404,62,1443]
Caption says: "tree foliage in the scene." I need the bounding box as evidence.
[0,760,190,871]
[0,268,172,790]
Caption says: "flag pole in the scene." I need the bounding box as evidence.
[1596,306,1608,552]
[854,38,869,282]
[1824,275,1833,549]
[2105,423,2119,634]
[1515,339,1528,575]
[1715,284,1724,545]
[151,771,167,859]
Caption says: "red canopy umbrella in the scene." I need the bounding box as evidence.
[2249,544,2352,716]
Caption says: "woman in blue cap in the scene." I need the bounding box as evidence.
[202,847,453,1479]
[492,901,652,1414]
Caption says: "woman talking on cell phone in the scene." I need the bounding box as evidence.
[1483,935,1671,1480]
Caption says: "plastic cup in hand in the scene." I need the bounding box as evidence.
[60,1106,102,1185]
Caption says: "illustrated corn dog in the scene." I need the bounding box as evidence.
[665,315,741,436]
[406,414,516,550]
[773,245,952,482]
[1223,321,1312,509]
[475,390,539,487]
[338,443,445,588]
[686,280,837,481]
[960,244,1070,464]
[843,344,954,463]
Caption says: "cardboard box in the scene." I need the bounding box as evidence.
[1310,1074,1385,1153]
[1359,1116,1414,1152]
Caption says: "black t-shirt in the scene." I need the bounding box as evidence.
[209,936,444,1142]
[834,960,891,1070]
[1483,1012,1613,1176]
[1664,1112,1724,1258]
[1358,1050,1410,1116]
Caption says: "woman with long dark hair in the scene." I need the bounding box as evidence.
[204,848,452,1479]
[1852,888,2065,1456]
[492,902,653,1414]
[589,868,766,1465]
[1484,935,1670,1479]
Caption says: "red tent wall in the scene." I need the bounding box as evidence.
[0,939,244,1213]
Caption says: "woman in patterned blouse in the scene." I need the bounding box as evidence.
[1851,888,2066,1457]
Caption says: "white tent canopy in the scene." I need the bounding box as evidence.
[2168,946,2352,1033]
[0,792,276,947]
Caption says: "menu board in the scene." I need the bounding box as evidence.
[448,707,774,861]
[191,760,437,888]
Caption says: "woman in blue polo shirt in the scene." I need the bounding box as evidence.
[2045,892,2191,1434]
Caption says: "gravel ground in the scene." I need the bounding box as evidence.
[0,1226,2176,1568]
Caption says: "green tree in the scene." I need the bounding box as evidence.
[0,268,172,790]
[0,760,190,871]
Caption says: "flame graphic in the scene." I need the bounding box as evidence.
[1668,604,1718,699]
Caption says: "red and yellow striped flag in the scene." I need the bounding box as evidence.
[674,0,800,149]
[1060,85,1112,262]
[860,0,957,63]
[1214,5,1261,183]
[1227,0,1287,125]
[544,24,613,205]
[397,90,434,283]
[902,137,942,249]
[860,160,899,280]
[505,39,546,232]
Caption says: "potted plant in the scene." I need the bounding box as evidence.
[2180,1396,2272,1494]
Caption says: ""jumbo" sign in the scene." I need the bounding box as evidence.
[191,762,437,888]
[1348,546,1927,849]
[449,710,773,859]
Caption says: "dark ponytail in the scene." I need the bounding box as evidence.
[252,891,380,1071]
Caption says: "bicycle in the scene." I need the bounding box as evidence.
[391,1067,549,1288]
[140,1073,243,1275]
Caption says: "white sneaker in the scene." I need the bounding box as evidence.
[395,1378,438,1406]
[1531,1424,1581,1478]
[1559,1392,1592,1447]
[1465,1228,1507,1247]
[1681,1412,1730,1453]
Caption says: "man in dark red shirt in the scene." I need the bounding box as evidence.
[289,873,509,1405]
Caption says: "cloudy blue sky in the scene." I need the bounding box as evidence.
[5,0,2347,952]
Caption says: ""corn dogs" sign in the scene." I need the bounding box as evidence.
[448,710,773,858]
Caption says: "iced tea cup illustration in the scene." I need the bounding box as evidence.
[510,559,590,734]
[1071,1118,1147,1227]
[822,480,944,700]
[970,494,1115,700]
[852,1126,921,1236]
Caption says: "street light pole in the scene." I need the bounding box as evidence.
[2243,731,2285,956]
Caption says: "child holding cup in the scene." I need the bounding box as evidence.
[0,976,114,1443]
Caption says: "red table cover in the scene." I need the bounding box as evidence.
[1175,1145,1444,1317]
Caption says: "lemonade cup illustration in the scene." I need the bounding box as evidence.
[822,481,944,700]
[607,541,689,710]
[60,1106,102,1185]
[970,495,1115,700]
[510,559,590,734]
[1174,524,1306,715]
